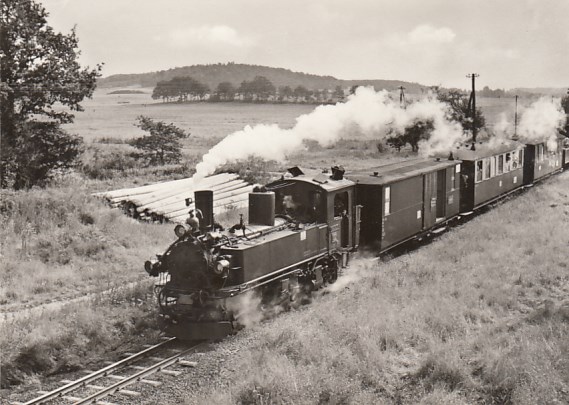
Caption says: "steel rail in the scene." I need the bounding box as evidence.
[72,342,204,405]
[22,337,178,405]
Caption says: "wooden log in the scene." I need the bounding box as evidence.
[168,198,249,223]
[128,174,239,206]
[137,179,247,212]
[96,173,235,201]
[165,194,250,220]
[149,182,251,215]
[162,189,252,218]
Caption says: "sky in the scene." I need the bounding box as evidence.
[39,0,569,90]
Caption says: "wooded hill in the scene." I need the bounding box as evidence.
[98,63,426,93]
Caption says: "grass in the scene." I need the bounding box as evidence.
[0,282,161,389]
[2,90,559,398]
[187,171,569,405]
[0,175,174,308]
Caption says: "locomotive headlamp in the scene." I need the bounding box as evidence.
[174,224,188,238]
[214,259,230,275]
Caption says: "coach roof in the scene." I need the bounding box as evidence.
[453,140,524,161]
[346,158,459,185]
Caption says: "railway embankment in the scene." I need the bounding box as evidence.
[132,171,569,405]
[1,171,567,404]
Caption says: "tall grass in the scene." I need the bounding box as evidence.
[0,176,174,307]
[0,282,161,388]
[190,172,569,404]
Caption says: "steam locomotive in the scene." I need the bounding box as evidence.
[145,136,569,340]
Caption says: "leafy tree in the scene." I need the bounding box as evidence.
[249,76,275,100]
[437,89,485,136]
[386,120,434,153]
[278,85,293,100]
[151,76,209,102]
[333,85,345,99]
[238,76,275,101]
[293,85,310,100]
[5,121,84,188]
[129,116,190,165]
[0,0,101,188]
[216,81,236,101]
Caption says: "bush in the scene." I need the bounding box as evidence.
[81,148,141,180]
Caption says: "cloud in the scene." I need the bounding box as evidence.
[167,25,253,48]
[408,24,456,43]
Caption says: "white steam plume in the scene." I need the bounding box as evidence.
[493,112,514,139]
[518,97,565,150]
[193,87,465,180]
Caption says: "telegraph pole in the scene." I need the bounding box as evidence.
[466,73,479,150]
[513,95,519,140]
[399,85,406,108]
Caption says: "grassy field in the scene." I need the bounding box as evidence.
[178,171,569,405]
[1,89,558,394]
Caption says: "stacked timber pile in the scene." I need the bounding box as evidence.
[94,173,253,223]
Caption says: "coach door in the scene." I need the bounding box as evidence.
[329,191,350,249]
[436,169,446,220]
[423,171,442,229]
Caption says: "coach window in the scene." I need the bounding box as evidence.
[537,144,545,162]
[384,186,391,215]
[483,158,491,180]
[518,149,524,166]
[497,155,504,175]
[505,153,512,172]
[475,160,483,182]
[334,192,349,218]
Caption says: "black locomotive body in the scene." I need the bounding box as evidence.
[146,138,566,340]
[146,167,357,339]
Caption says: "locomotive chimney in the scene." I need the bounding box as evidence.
[249,190,275,226]
[195,190,214,232]
[330,165,345,180]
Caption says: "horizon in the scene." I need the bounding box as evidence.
[97,62,568,93]
[40,0,568,90]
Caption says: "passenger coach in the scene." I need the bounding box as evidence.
[347,158,461,252]
[454,141,525,212]
[522,138,565,184]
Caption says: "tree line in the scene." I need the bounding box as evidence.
[151,75,346,104]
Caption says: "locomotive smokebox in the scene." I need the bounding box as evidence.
[249,191,275,226]
[195,190,214,231]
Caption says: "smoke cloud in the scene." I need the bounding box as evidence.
[492,97,564,150]
[193,87,466,180]
[518,97,565,150]
[325,257,378,293]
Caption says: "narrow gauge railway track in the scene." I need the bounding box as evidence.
[15,337,204,405]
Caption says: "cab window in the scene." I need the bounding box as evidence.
[334,192,349,218]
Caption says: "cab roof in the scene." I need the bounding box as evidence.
[346,158,459,186]
[267,172,355,192]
